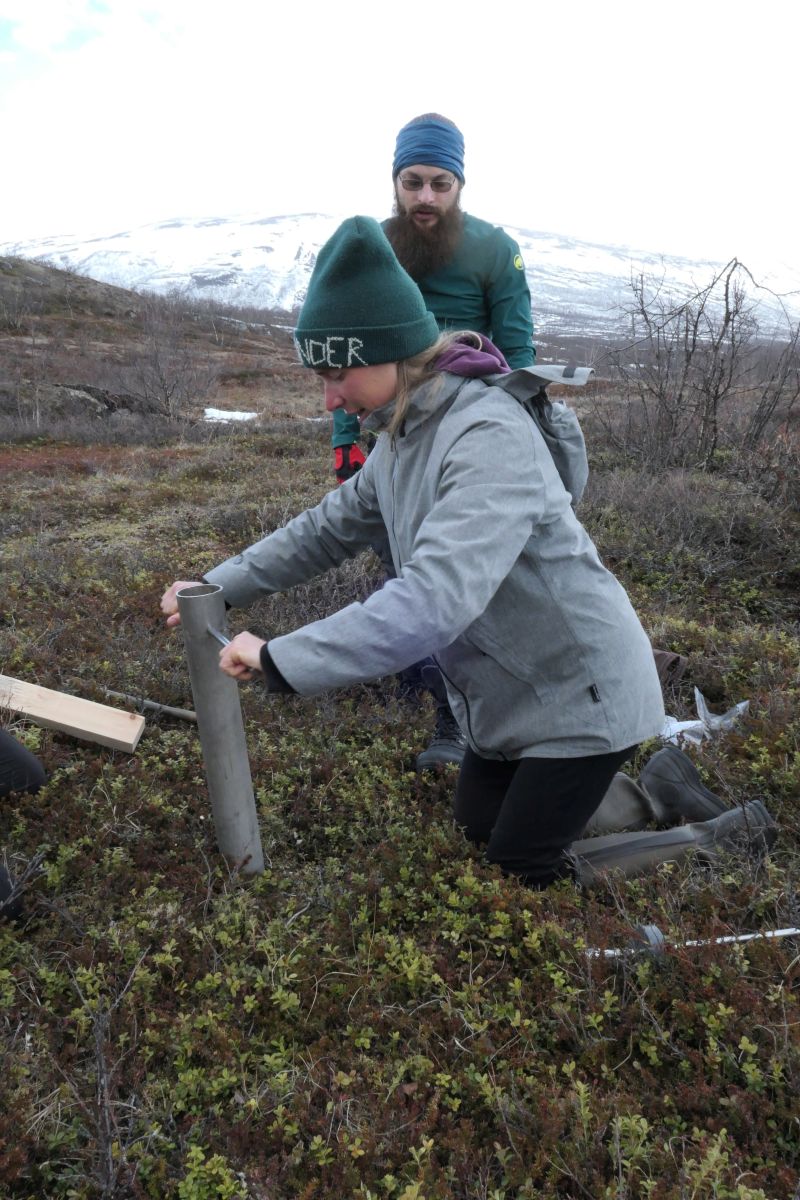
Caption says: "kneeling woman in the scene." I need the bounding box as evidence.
[162,216,665,888]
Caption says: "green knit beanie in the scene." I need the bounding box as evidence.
[294,215,439,369]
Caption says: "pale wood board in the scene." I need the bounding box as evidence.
[0,674,145,752]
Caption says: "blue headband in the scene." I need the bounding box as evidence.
[392,117,465,182]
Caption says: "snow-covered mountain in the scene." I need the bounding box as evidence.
[3,212,797,338]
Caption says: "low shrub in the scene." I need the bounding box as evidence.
[0,405,798,1197]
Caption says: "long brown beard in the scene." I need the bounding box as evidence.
[384,199,464,281]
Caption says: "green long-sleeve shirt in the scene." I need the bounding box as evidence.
[332,212,535,447]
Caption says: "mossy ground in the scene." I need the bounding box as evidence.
[1,414,798,1199]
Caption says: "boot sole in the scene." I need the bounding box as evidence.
[415,750,465,770]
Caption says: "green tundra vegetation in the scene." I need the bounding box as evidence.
[0,258,799,1198]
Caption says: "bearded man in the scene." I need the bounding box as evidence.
[332,113,535,485]
[384,114,535,364]
[328,114,536,769]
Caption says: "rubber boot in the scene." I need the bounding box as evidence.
[415,665,467,770]
[582,773,660,836]
[584,746,729,836]
[638,745,729,822]
[571,800,777,887]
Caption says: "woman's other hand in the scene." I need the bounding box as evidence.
[160,581,202,628]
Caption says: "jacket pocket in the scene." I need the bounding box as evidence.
[461,621,555,703]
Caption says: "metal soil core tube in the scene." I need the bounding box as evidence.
[177,583,264,875]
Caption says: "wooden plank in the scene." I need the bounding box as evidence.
[0,674,145,753]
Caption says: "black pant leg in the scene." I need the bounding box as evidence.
[455,746,636,887]
[454,748,520,844]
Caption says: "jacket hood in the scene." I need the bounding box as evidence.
[434,334,510,377]
[361,371,464,438]
[361,335,509,437]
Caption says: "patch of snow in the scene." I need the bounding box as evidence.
[204,407,258,423]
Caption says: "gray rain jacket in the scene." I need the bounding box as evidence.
[205,372,665,760]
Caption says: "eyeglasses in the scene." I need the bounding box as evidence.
[398,173,458,193]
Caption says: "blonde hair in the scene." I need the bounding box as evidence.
[388,330,481,437]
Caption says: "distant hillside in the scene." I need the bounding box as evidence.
[0,255,616,429]
[0,256,312,426]
[4,211,799,341]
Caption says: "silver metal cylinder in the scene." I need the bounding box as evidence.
[176,583,264,875]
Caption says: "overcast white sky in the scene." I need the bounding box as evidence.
[1,0,797,282]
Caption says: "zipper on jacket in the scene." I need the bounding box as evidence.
[434,657,506,761]
[389,438,400,563]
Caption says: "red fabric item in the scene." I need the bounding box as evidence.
[334,443,366,483]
